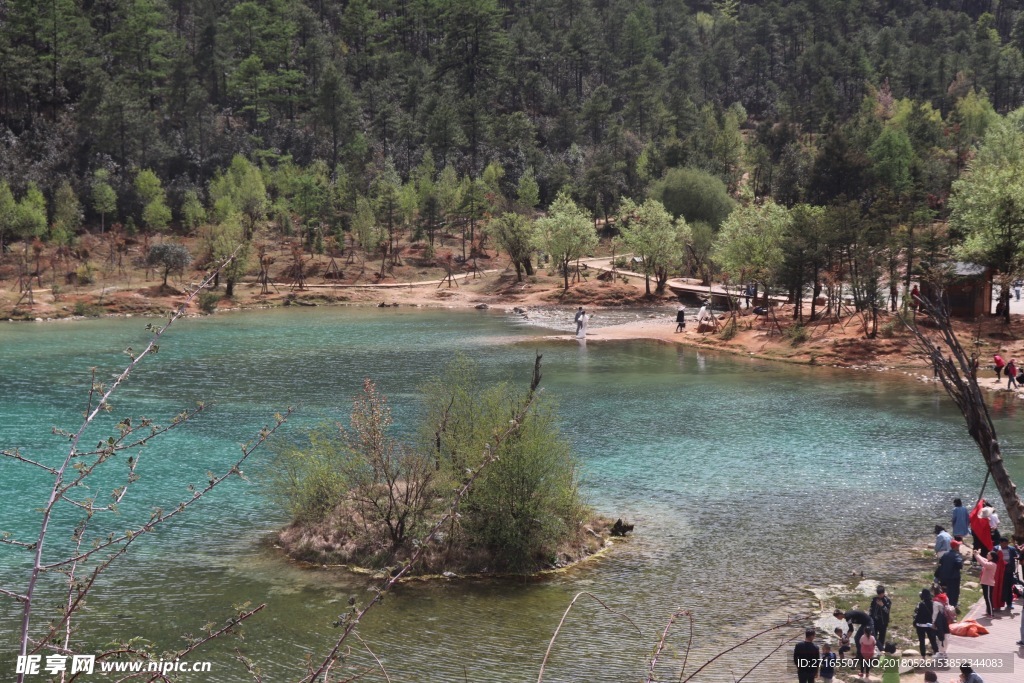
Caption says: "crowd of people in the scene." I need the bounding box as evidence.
[793,498,1023,682]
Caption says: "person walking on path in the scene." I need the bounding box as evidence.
[974,549,998,616]
[1006,359,1019,389]
[575,311,592,339]
[675,305,686,332]
[914,589,939,656]
[793,628,820,683]
[870,585,892,651]
[574,307,584,335]
[936,540,965,607]
[933,593,952,658]
[952,498,970,538]
[935,525,953,559]
[833,609,873,659]
[994,354,1006,380]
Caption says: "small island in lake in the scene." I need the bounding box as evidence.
[269,359,631,577]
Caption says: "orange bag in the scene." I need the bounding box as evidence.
[948,619,989,637]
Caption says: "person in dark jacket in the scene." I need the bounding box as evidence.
[675,305,686,332]
[998,537,1019,607]
[935,540,965,607]
[832,609,873,659]
[870,585,892,653]
[914,589,939,656]
[793,628,820,683]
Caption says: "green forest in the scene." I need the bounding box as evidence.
[3,0,1024,319]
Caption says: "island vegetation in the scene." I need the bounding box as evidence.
[270,356,612,575]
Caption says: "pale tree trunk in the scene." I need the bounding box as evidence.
[903,293,1024,540]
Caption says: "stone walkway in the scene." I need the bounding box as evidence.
[941,595,1024,682]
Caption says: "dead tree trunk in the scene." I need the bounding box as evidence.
[902,293,1024,540]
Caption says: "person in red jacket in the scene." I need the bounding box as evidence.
[1007,359,1019,389]
[994,354,1006,379]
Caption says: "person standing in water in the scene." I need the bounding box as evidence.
[576,310,591,339]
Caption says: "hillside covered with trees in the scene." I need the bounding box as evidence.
[3,0,1024,324]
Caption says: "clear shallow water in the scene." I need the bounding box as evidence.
[1,308,1022,682]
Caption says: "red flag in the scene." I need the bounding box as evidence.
[992,552,1006,611]
[969,500,992,554]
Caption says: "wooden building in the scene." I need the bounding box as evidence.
[920,262,992,318]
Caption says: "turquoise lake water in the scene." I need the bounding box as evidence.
[1,307,1022,682]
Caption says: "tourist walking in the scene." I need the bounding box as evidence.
[1015,279,1022,301]
[1006,358,1018,389]
[576,311,591,339]
[952,498,970,538]
[793,628,819,683]
[935,525,952,559]
[675,305,686,332]
[974,549,998,616]
[870,585,891,651]
[833,609,873,659]
[933,593,952,658]
[994,354,1006,380]
[913,589,938,656]
[935,540,964,607]
[574,307,584,335]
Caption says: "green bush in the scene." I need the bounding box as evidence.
[785,323,809,345]
[74,263,94,285]
[461,405,585,571]
[72,301,100,317]
[422,357,587,572]
[198,291,222,314]
[268,424,350,524]
[271,356,589,574]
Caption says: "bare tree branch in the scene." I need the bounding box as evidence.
[538,591,643,683]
